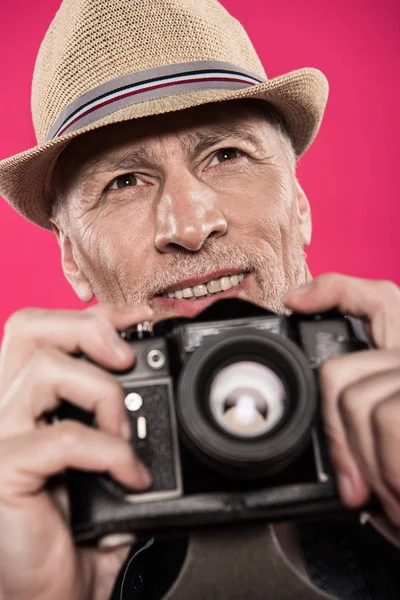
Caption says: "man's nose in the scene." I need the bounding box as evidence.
[154,173,228,252]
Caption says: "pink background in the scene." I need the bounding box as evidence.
[0,0,399,332]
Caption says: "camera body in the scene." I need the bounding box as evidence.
[61,298,370,544]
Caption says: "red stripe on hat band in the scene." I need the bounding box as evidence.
[55,75,258,138]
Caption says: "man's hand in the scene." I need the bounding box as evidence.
[0,303,153,600]
[285,273,400,529]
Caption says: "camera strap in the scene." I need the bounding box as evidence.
[164,523,339,600]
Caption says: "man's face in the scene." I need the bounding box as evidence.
[53,101,311,321]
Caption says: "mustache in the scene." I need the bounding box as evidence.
[146,240,269,296]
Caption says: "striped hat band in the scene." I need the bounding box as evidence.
[48,60,264,141]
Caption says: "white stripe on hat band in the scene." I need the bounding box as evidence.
[57,72,259,136]
[47,60,265,141]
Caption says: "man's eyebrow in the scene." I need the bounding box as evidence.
[84,148,160,174]
[182,123,262,156]
[82,123,264,176]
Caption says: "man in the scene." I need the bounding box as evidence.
[0,0,399,598]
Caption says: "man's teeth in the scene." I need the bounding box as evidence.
[162,273,246,300]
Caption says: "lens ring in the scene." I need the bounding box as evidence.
[177,329,316,476]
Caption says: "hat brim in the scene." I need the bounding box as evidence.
[0,67,328,230]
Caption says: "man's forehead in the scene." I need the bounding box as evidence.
[86,103,263,146]
[61,101,276,171]
[81,123,264,171]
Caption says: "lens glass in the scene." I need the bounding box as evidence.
[208,361,286,438]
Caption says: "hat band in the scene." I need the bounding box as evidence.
[47,60,265,141]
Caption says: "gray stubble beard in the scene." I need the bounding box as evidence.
[121,236,307,316]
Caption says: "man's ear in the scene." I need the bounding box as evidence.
[51,221,94,303]
[295,180,312,247]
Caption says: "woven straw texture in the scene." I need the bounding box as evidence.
[0,0,329,229]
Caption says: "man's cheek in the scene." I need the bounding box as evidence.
[239,188,292,234]
[241,208,283,246]
[75,229,119,283]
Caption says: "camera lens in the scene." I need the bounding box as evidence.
[177,328,316,478]
[209,361,285,438]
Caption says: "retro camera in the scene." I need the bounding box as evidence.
[60,298,371,544]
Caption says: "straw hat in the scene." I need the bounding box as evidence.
[0,0,328,230]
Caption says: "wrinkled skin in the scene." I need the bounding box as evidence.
[51,101,312,319]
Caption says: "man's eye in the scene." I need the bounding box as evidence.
[211,148,244,165]
[108,173,138,190]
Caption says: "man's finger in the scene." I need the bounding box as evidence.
[319,350,400,506]
[284,273,400,349]
[336,368,400,523]
[0,420,152,496]
[373,393,400,523]
[0,348,129,439]
[0,303,153,394]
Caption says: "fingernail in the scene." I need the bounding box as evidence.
[98,533,136,549]
[118,304,153,317]
[338,472,354,505]
[137,462,152,487]
[286,283,313,298]
[110,331,134,360]
[121,419,131,441]
[132,306,154,318]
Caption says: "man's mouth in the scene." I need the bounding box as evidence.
[158,272,248,301]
